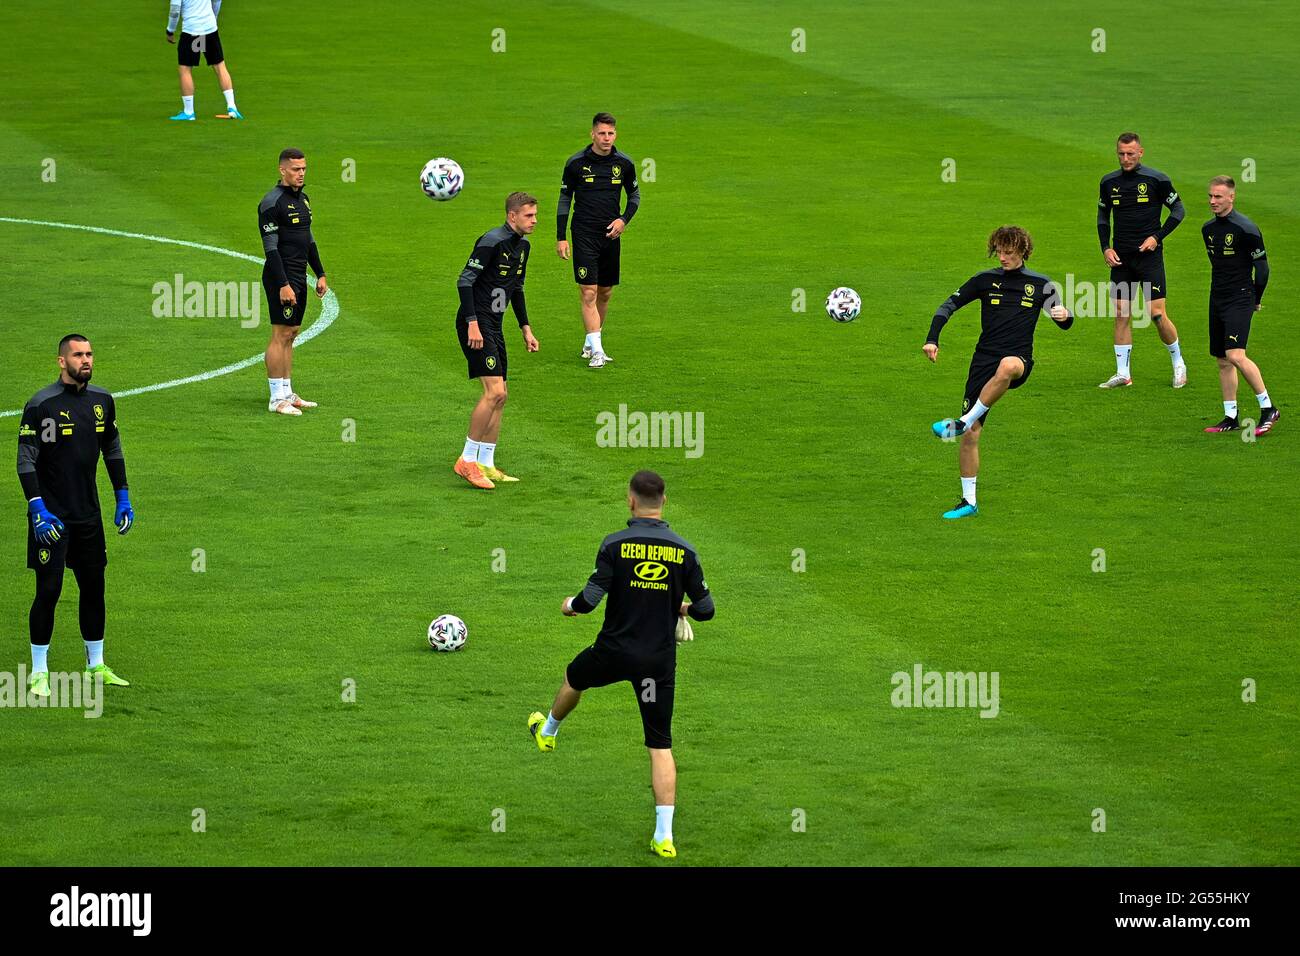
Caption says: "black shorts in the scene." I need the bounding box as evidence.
[265,276,307,326]
[178,30,225,67]
[1109,248,1168,305]
[572,232,620,287]
[963,353,1033,424]
[1209,292,1254,357]
[566,644,675,749]
[457,317,507,379]
[27,519,106,572]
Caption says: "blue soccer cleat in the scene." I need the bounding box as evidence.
[931,418,965,439]
[226,107,244,120]
[942,498,978,519]
[169,111,196,121]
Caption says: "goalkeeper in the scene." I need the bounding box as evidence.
[527,470,715,860]
[16,335,135,699]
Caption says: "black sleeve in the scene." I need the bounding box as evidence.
[620,158,641,224]
[1157,180,1185,241]
[1041,278,1073,329]
[100,396,127,491]
[1249,230,1269,305]
[557,160,577,240]
[570,541,615,614]
[259,196,288,286]
[684,555,714,621]
[1098,179,1111,251]
[455,241,494,321]
[510,245,530,328]
[927,274,983,345]
[307,231,325,277]
[16,399,42,500]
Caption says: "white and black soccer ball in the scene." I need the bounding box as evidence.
[420,158,465,201]
[428,614,468,652]
[825,286,862,322]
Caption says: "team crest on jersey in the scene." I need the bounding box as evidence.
[612,165,621,178]
[38,548,51,565]
[94,404,104,421]
[1024,284,1034,297]
[1138,182,1148,195]
[1225,233,1234,246]
[486,356,497,370]
[578,266,588,279]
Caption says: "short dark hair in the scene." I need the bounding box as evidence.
[987,225,1033,261]
[59,333,89,355]
[592,112,617,128]
[629,470,665,507]
[279,148,305,164]
[1117,132,1141,145]
[1209,175,1236,190]
[506,191,538,214]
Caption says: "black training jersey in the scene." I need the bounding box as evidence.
[1203,210,1269,303]
[926,267,1070,360]
[259,183,325,287]
[16,381,127,524]
[570,517,715,657]
[557,146,640,240]
[1098,164,1185,252]
[456,223,531,327]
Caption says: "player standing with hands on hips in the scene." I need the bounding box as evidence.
[17,335,134,698]
[260,148,328,416]
[556,113,641,368]
[1201,176,1278,436]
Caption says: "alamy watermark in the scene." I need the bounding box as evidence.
[595,404,704,458]
[1,667,103,718]
[152,273,261,328]
[891,663,999,718]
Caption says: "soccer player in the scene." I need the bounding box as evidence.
[166,0,242,120]
[528,470,715,859]
[1097,132,1187,388]
[259,148,328,416]
[556,112,640,368]
[924,226,1074,519]
[1201,176,1278,436]
[17,335,135,699]
[453,192,541,489]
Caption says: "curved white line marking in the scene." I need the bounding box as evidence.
[0,217,339,418]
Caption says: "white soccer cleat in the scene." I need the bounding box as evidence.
[1172,364,1188,389]
[269,399,303,416]
[1098,373,1132,389]
[581,345,593,359]
[588,352,607,368]
[288,393,318,409]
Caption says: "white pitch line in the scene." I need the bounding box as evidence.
[0,217,339,418]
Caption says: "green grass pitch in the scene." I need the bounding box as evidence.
[0,1,1296,866]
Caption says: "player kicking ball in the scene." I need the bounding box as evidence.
[924,226,1073,519]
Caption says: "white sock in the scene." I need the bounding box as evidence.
[477,441,496,469]
[283,378,293,399]
[1167,339,1184,366]
[223,88,236,110]
[1256,391,1271,409]
[461,437,479,463]
[541,711,562,737]
[961,476,977,506]
[590,331,603,356]
[182,95,194,114]
[654,805,675,843]
[31,644,48,673]
[584,332,593,350]
[960,401,988,429]
[84,640,104,669]
[268,378,280,401]
[1115,344,1132,378]
[1224,400,1238,419]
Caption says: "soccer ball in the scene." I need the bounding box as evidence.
[825,287,861,322]
[428,614,467,652]
[420,158,465,201]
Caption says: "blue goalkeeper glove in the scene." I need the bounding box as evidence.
[114,489,134,535]
[28,497,65,545]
